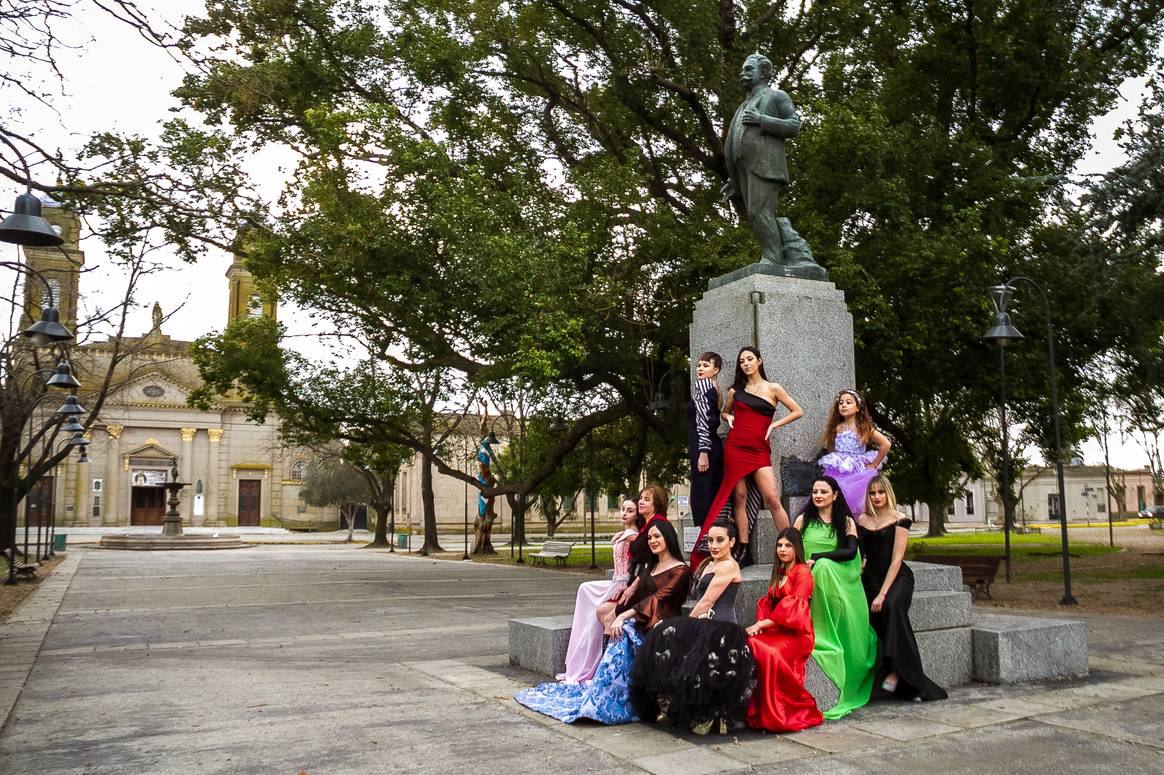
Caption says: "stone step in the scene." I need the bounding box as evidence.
[507,612,847,713]
[910,561,964,592]
[730,565,969,630]
[909,590,972,631]
[971,613,1088,684]
[508,615,573,676]
[805,656,840,711]
[917,627,973,688]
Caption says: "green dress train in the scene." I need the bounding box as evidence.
[802,519,878,719]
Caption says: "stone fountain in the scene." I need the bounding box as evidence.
[98,459,245,550]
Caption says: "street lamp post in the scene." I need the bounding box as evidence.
[996,341,1014,582]
[7,390,85,583]
[462,444,471,561]
[387,474,396,553]
[587,433,597,570]
[516,430,525,564]
[1101,411,1115,547]
[983,277,1077,605]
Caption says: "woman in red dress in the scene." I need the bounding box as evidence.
[745,527,823,732]
[690,346,802,569]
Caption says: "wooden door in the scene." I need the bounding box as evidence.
[130,487,165,525]
[238,479,261,526]
[25,476,54,527]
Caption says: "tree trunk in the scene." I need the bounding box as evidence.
[506,492,526,545]
[471,488,497,555]
[926,499,949,537]
[418,451,442,554]
[544,500,558,538]
[362,470,394,548]
[342,505,355,542]
[472,515,496,554]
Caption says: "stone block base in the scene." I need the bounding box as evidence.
[972,613,1088,684]
[910,561,964,592]
[909,590,972,631]
[917,627,973,688]
[805,657,840,711]
[508,615,573,677]
[96,535,246,550]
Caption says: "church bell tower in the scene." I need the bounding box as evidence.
[21,201,84,330]
[225,251,277,326]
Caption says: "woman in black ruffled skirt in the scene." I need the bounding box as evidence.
[630,518,756,734]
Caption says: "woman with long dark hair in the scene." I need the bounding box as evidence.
[793,475,877,719]
[690,346,802,569]
[631,518,755,735]
[516,520,690,724]
[745,527,822,732]
[858,475,947,702]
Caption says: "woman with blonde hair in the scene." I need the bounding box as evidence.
[857,475,947,701]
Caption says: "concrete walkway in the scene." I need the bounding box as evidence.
[1,545,1161,774]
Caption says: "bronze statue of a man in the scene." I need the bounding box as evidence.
[722,53,826,279]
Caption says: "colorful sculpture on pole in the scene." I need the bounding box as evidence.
[473,407,499,554]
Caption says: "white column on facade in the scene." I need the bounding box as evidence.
[180,427,196,523]
[103,424,122,526]
[207,428,222,524]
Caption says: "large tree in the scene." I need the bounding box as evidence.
[10,1,1163,537]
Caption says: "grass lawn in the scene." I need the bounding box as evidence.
[460,543,615,572]
[907,533,1119,559]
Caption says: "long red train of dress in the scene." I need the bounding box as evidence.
[746,564,823,732]
[689,390,775,571]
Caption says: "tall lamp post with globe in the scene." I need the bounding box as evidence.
[983,278,1077,606]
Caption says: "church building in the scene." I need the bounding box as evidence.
[23,204,334,530]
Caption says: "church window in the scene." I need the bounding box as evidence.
[41,278,62,309]
[290,460,307,480]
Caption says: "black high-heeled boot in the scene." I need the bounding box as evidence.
[736,542,754,568]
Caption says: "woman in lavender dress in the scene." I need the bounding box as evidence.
[817,389,891,516]
[556,498,640,683]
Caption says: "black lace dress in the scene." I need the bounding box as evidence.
[630,572,756,727]
[858,517,948,702]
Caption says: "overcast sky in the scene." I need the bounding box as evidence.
[3,1,1157,471]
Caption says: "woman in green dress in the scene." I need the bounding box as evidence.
[793,475,878,718]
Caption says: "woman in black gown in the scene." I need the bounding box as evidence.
[856,475,947,702]
[631,518,755,734]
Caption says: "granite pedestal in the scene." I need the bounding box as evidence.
[690,273,855,510]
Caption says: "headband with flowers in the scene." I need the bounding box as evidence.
[836,388,864,406]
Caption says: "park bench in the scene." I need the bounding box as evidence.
[914,554,1004,600]
[530,540,575,566]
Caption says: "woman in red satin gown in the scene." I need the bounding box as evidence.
[690,347,802,570]
[745,528,823,732]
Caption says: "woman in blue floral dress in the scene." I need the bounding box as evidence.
[515,520,690,724]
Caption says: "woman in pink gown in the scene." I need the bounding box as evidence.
[556,498,640,683]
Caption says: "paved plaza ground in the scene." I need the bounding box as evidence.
[1,544,1163,774]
